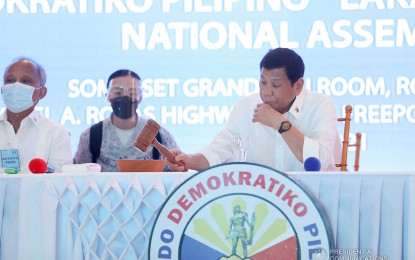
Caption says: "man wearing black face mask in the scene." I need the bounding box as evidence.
[73,69,181,172]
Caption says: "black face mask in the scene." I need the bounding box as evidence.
[110,96,138,119]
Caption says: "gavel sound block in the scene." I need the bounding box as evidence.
[134,119,188,171]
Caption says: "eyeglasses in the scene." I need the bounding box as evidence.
[106,85,142,101]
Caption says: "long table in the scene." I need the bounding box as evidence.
[0,171,414,259]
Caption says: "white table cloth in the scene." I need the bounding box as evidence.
[291,172,415,259]
[0,171,414,259]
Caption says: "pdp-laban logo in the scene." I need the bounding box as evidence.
[149,163,333,260]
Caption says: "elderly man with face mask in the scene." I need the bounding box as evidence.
[0,57,72,173]
[73,69,181,172]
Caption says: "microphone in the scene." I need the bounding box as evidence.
[304,157,321,171]
[47,165,55,173]
[29,158,54,174]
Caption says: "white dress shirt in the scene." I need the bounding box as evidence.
[198,89,342,171]
[0,110,72,173]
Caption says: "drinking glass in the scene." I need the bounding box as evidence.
[232,135,249,162]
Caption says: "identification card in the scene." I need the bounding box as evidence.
[0,149,20,171]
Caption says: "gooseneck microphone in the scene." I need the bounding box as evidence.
[304,157,321,171]
[28,158,55,174]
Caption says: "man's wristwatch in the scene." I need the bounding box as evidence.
[278,121,291,134]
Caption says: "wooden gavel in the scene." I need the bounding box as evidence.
[134,119,188,171]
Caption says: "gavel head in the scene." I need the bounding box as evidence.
[134,119,161,152]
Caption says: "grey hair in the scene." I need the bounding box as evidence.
[3,56,47,86]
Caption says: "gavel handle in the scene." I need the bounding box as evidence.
[152,140,188,171]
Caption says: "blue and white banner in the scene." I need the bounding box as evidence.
[1,0,414,171]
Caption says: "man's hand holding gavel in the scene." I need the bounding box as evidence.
[134,119,189,171]
[167,150,210,172]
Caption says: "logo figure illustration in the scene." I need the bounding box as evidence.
[227,205,255,258]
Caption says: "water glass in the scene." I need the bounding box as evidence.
[232,135,249,162]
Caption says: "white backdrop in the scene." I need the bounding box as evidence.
[1,0,414,171]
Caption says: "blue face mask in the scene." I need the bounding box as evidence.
[1,82,36,113]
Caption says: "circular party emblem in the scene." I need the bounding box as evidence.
[149,163,333,260]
